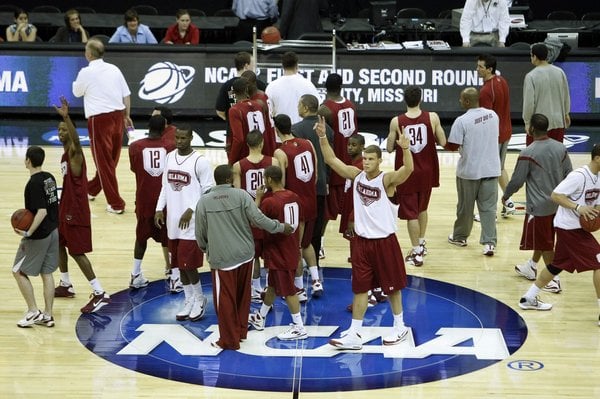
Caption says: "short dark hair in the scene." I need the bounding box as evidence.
[403,86,421,108]
[175,9,190,19]
[214,164,232,185]
[325,73,343,93]
[246,130,263,147]
[300,94,319,113]
[148,115,166,136]
[477,54,497,73]
[154,106,173,125]
[264,165,282,183]
[176,124,193,137]
[26,146,45,167]
[281,51,298,69]
[348,134,365,146]
[274,114,292,134]
[14,9,28,19]
[529,113,549,135]
[531,43,548,61]
[232,77,249,96]
[592,144,600,160]
[234,52,252,71]
[363,144,382,159]
[124,9,139,24]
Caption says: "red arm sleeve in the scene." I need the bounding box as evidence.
[228,108,243,165]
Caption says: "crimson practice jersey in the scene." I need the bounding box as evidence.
[228,99,269,164]
[250,91,277,155]
[60,151,91,226]
[260,189,301,270]
[323,98,357,186]
[279,138,317,221]
[129,137,175,217]
[394,111,440,194]
[239,156,274,199]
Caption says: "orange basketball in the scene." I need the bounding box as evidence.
[11,208,34,231]
[261,26,281,44]
[580,213,600,233]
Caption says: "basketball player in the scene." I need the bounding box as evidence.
[386,86,446,267]
[319,73,358,259]
[227,77,270,165]
[503,114,572,293]
[232,130,279,300]
[53,97,111,314]
[314,115,415,350]
[273,114,321,300]
[195,165,293,350]
[240,70,276,156]
[249,165,307,340]
[152,105,176,147]
[13,146,59,327]
[128,114,176,291]
[154,125,214,322]
[518,144,600,326]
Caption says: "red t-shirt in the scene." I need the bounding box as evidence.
[260,189,301,270]
[480,75,512,143]
[163,23,200,44]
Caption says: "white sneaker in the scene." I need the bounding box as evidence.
[515,261,537,280]
[296,288,308,303]
[189,295,207,321]
[420,241,428,256]
[129,273,149,289]
[329,330,362,350]
[176,298,195,321]
[503,198,516,217]
[106,205,124,214]
[382,326,410,346]
[248,311,266,331]
[519,296,553,311]
[169,277,184,294]
[482,243,495,256]
[251,287,264,303]
[17,310,44,328]
[542,277,562,293]
[474,214,481,222]
[277,324,308,340]
[311,280,324,297]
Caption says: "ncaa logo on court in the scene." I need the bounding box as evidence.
[139,62,195,104]
[76,269,527,392]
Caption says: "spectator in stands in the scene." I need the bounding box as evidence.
[278,0,326,40]
[163,9,200,45]
[51,9,89,43]
[460,0,510,47]
[109,9,157,44]
[232,0,279,42]
[6,9,37,42]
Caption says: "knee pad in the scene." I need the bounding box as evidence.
[545,264,562,276]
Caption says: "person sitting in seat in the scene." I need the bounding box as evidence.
[109,9,158,44]
[51,9,89,43]
[6,9,37,42]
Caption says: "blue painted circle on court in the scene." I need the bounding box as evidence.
[76,267,528,392]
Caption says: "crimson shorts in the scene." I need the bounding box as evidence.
[553,228,600,273]
[352,234,407,295]
[267,269,297,297]
[325,184,345,220]
[136,215,168,245]
[519,213,555,251]
[301,219,316,249]
[59,220,92,255]
[169,239,203,270]
[397,189,432,220]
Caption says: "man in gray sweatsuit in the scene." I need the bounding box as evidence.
[195,164,293,350]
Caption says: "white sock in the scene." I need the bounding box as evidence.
[350,319,363,334]
[524,283,541,300]
[529,259,538,269]
[412,245,421,254]
[192,281,203,297]
[259,303,271,318]
[291,312,303,327]
[252,277,262,291]
[132,259,142,275]
[419,238,425,245]
[170,267,180,280]
[393,312,405,328]
[60,272,71,285]
[294,276,304,289]
[309,266,319,281]
[89,278,103,294]
[183,284,193,300]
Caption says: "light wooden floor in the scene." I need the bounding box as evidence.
[1,146,599,398]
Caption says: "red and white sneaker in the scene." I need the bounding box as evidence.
[80,292,111,314]
[54,281,75,298]
[382,326,410,346]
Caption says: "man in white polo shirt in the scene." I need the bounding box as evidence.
[460,0,511,47]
